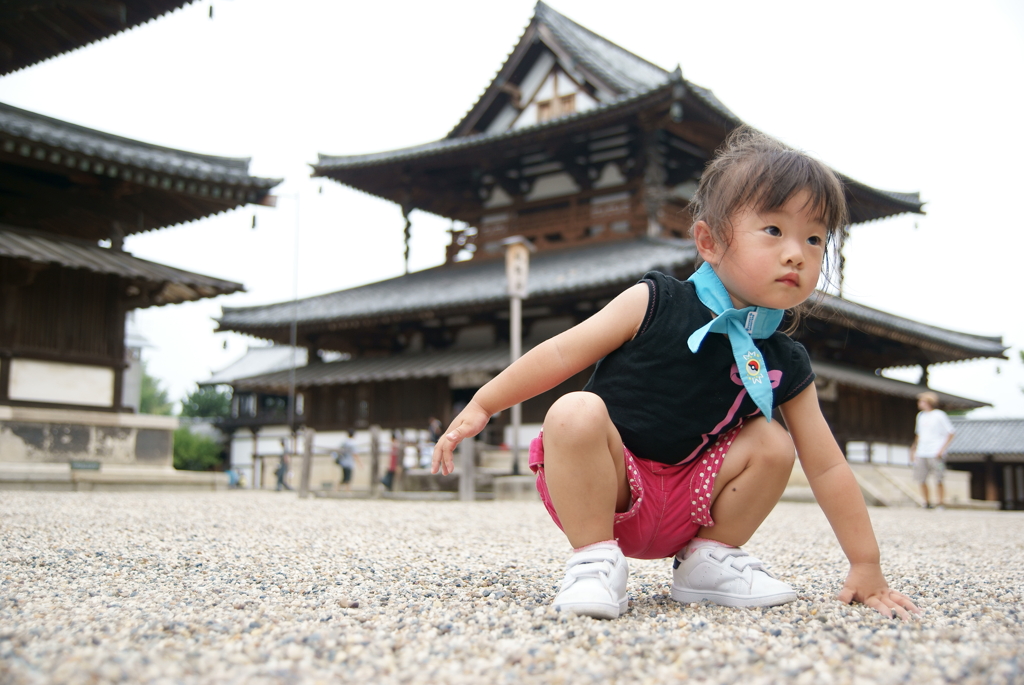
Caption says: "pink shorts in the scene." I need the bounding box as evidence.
[529,424,741,560]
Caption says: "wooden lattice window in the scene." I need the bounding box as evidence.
[536,82,577,123]
[537,100,553,122]
[537,93,576,123]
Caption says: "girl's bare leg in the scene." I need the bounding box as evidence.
[542,392,631,548]
[698,416,795,546]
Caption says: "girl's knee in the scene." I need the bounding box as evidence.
[745,419,796,470]
[762,422,796,470]
[544,392,609,437]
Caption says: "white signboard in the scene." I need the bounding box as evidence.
[505,242,530,298]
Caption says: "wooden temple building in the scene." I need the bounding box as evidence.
[947,418,1024,510]
[0,2,280,488]
[216,4,1007,489]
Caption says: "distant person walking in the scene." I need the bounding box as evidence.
[381,430,401,491]
[335,430,360,492]
[275,439,293,492]
[428,417,443,444]
[909,392,954,509]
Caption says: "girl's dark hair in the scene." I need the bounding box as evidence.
[689,126,849,331]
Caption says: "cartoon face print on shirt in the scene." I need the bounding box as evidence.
[681,364,785,465]
[732,364,782,393]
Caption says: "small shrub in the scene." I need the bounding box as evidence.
[173,427,222,471]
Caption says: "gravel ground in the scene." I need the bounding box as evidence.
[1,491,1022,685]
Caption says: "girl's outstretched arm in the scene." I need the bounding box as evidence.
[431,282,649,475]
[780,384,920,619]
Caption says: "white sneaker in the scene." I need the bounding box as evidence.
[671,546,797,607]
[552,544,628,619]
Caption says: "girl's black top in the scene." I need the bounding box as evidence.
[583,271,815,465]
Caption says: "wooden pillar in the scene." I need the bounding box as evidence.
[298,428,315,498]
[393,430,404,492]
[369,425,381,496]
[110,221,125,252]
[1017,465,1024,510]
[459,436,476,502]
[985,455,999,502]
[438,380,451,427]
[1,284,19,352]
[112,363,125,411]
[1,260,41,351]
[109,272,128,411]
[250,427,261,490]
[0,354,9,402]
[1004,465,1014,509]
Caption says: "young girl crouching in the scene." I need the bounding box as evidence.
[432,127,919,621]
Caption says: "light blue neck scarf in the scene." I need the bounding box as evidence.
[687,262,784,421]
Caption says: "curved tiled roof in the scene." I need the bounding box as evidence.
[812,361,987,410]
[0,101,281,238]
[0,101,278,187]
[316,82,672,171]
[0,224,242,306]
[816,294,1006,362]
[219,237,1004,366]
[948,418,1024,461]
[0,1,195,76]
[313,84,921,225]
[232,347,512,392]
[204,346,308,386]
[220,237,696,330]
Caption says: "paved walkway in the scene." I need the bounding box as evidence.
[1,492,1022,684]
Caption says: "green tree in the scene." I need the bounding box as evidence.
[173,427,223,471]
[181,385,232,419]
[140,362,172,415]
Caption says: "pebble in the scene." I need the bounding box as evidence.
[1,492,1022,683]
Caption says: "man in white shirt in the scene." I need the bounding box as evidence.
[909,392,955,509]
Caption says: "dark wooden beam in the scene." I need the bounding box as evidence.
[0,353,9,402]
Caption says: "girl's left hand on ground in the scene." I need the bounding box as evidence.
[838,562,921,620]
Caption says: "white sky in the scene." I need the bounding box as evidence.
[1,0,1022,415]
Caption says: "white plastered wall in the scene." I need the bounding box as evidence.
[9,359,114,407]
